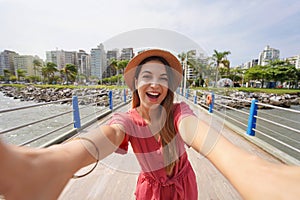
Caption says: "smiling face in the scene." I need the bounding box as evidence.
[135,60,169,111]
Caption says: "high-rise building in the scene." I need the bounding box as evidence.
[14,55,40,77]
[46,50,77,70]
[285,55,300,69]
[107,49,119,62]
[77,50,90,78]
[90,43,106,80]
[258,45,280,66]
[120,48,134,60]
[0,50,18,76]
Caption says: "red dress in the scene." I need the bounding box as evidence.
[109,102,198,200]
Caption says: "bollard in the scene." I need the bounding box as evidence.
[123,88,127,103]
[208,92,215,113]
[193,90,197,104]
[247,99,258,136]
[72,96,81,128]
[185,89,189,99]
[109,90,113,110]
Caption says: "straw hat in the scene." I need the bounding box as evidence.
[124,49,183,91]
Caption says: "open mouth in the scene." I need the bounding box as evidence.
[146,91,160,100]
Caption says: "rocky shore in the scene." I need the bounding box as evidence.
[218,91,300,109]
[0,85,299,109]
[0,85,116,106]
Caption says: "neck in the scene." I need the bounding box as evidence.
[137,104,161,123]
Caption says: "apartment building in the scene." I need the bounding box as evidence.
[90,43,106,79]
[285,55,300,69]
[120,48,134,60]
[46,50,78,70]
[258,45,280,66]
[14,55,43,77]
[77,50,91,77]
[0,50,18,76]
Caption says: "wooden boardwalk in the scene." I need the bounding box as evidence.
[58,100,282,200]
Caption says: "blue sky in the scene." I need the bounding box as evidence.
[0,0,299,66]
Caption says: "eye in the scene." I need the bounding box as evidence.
[142,75,151,79]
[160,76,168,82]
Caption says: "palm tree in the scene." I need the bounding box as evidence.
[42,62,58,84]
[16,69,27,81]
[117,60,129,85]
[33,59,42,82]
[62,64,77,85]
[109,58,118,84]
[3,69,11,83]
[178,51,197,91]
[212,50,231,86]
[109,59,129,85]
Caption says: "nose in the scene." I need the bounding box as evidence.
[149,81,159,88]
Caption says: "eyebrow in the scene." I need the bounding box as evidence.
[141,70,168,77]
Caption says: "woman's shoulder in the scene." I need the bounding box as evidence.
[173,101,191,112]
[172,101,195,121]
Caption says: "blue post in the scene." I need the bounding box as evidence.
[208,92,215,113]
[247,99,258,136]
[185,88,189,99]
[193,90,197,104]
[109,90,113,110]
[123,89,127,103]
[72,96,81,128]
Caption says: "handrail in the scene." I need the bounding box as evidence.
[0,98,73,114]
[254,115,300,134]
[178,88,300,164]
[19,122,74,146]
[0,110,73,134]
[0,88,131,146]
[253,128,300,154]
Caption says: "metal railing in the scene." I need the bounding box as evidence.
[0,89,131,147]
[178,88,300,165]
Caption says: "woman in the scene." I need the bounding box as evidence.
[0,49,300,200]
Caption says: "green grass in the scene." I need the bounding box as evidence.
[191,86,300,95]
[0,83,128,90]
[236,87,300,95]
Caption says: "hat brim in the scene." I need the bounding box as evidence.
[124,49,183,91]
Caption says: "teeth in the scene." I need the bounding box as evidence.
[148,92,159,96]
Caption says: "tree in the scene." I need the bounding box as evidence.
[3,69,11,83]
[108,59,128,85]
[42,62,58,84]
[117,60,129,85]
[178,51,198,89]
[296,68,300,89]
[33,59,42,82]
[267,60,297,88]
[61,64,77,85]
[212,50,231,86]
[16,69,27,81]
[245,65,268,87]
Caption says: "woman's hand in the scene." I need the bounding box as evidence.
[0,142,73,200]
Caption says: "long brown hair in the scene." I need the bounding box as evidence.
[132,56,178,175]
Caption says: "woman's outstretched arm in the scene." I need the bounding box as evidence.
[179,115,300,200]
[0,124,124,200]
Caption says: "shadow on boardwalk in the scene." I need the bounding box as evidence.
[59,100,282,200]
